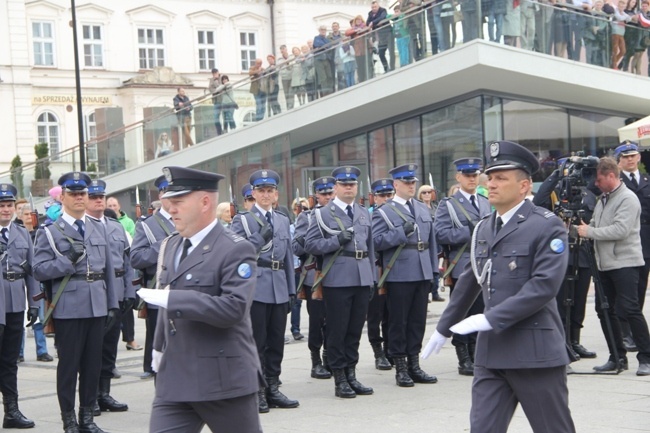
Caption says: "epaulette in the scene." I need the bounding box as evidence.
[481,214,491,220]
[274,209,290,220]
[375,203,386,209]
[106,216,119,222]
[358,203,366,208]
[441,197,451,201]
[224,229,246,244]
[532,206,555,219]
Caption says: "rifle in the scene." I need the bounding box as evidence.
[429,173,435,190]
[147,189,154,215]
[28,193,39,229]
[358,180,366,206]
[367,175,375,208]
[229,185,238,218]
[135,187,142,219]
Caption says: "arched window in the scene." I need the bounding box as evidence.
[242,111,256,127]
[37,112,60,157]
[85,112,98,162]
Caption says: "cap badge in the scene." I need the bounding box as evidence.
[262,170,268,178]
[73,172,80,180]
[490,142,500,158]
[163,168,172,182]
[408,164,415,171]
[0,185,6,191]
[381,180,387,185]
[345,167,352,173]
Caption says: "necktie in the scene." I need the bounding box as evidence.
[470,195,479,212]
[406,200,415,216]
[179,238,192,264]
[0,228,7,243]
[74,219,85,238]
[346,205,354,220]
[630,173,639,189]
[266,211,273,229]
[496,216,503,234]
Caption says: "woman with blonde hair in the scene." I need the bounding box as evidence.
[155,132,173,158]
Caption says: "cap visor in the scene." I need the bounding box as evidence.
[162,189,193,198]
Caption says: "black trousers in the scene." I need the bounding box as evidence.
[386,280,429,358]
[101,309,122,378]
[556,266,591,335]
[250,301,288,378]
[54,317,104,411]
[367,293,388,346]
[450,278,485,347]
[305,286,327,353]
[597,267,650,363]
[121,308,135,343]
[0,312,24,399]
[323,286,369,370]
[144,308,159,373]
[617,259,650,337]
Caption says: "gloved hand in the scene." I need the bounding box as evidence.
[450,314,493,335]
[288,294,296,312]
[337,229,353,245]
[369,283,377,301]
[421,330,448,359]
[26,307,40,327]
[402,221,415,236]
[152,349,163,373]
[137,288,170,309]
[121,297,135,313]
[66,242,85,263]
[295,235,305,247]
[259,224,274,243]
[104,308,119,334]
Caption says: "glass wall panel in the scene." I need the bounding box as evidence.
[502,99,569,182]
[368,126,395,183]
[422,97,483,196]
[568,110,626,159]
[291,151,314,198]
[314,143,337,167]
[339,135,367,162]
[394,117,422,178]
[483,95,503,144]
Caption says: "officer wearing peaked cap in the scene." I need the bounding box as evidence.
[292,176,336,380]
[230,169,299,413]
[33,172,119,433]
[615,140,650,352]
[304,166,377,399]
[131,174,175,380]
[372,164,439,387]
[241,184,256,211]
[137,166,263,433]
[0,183,38,428]
[424,141,575,433]
[84,179,132,416]
[434,157,491,376]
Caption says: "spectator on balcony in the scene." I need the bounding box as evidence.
[291,46,307,105]
[631,0,650,74]
[265,55,282,116]
[313,26,335,97]
[249,58,267,121]
[389,5,411,66]
[611,0,633,68]
[551,0,571,57]
[301,44,318,102]
[402,0,426,61]
[520,0,538,49]
[278,45,295,110]
[207,68,223,136]
[329,22,346,90]
[339,38,357,87]
[619,0,641,70]
[584,0,610,66]
[503,0,522,46]
[173,87,194,147]
[460,0,480,43]
[367,1,393,73]
[220,75,237,133]
[346,15,374,82]
[155,132,173,158]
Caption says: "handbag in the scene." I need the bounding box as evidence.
[454,9,464,23]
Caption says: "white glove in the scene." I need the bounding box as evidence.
[421,330,448,359]
[137,288,169,309]
[152,349,163,373]
[450,314,493,335]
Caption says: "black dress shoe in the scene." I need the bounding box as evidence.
[16,356,24,364]
[593,358,628,372]
[637,362,650,376]
[431,294,445,302]
[292,332,304,341]
[112,368,122,379]
[572,343,596,359]
[126,343,143,351]
[140,371,155,380]
[37,353,54,362]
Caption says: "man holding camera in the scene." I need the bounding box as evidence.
[576,157,650,376]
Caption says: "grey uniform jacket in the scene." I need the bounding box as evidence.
[437,200,570,369]
[1,222,38,314]
[304,203,377,287]
[372,200,438,282]
[33,216,118,319]
[292,210,315,287]
[152,224,263,402]
[105,218,135,300]
[434,192,492,279]
[231,209,296,304]
[131,213,175,310]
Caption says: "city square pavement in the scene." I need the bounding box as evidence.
[15,291,650,433]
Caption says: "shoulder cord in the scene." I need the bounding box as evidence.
[389,202,421,242]
[470,218,492,287]
[242,212,272,255]
[155,235,173,290]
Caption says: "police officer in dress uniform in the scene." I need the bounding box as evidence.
[423,141,575,433]
[230,170,298,413]
[33,172,119,433]
[434,158,491,376]
[242,184,256,211]
[372,165,438,387]
[130,175,175,380]
[616,141,650,351]
[367,179,394,370]
[84,180,131,415]
[304,166,376,399]
[292,176,335,380]
[0,183,37,428]
[137,166,263,433]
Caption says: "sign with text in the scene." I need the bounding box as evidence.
[32,95,113,105]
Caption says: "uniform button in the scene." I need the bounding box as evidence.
[533,322,538,327]
[489,288,495,294]
[492,252,497,257]
[491,270,496,275]
[498,322,505,328]
[219,349,224,354]
[511,250,516,254]
[175,311,182,318]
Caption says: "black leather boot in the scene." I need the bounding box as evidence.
[371,343,392,370]
[78,407,105,433]
[383,342,394,366]
[322,349,332,373]
[3,396,35,428]
[310,351,332,379]
[97,377,128,412]
[407,356,438,383]
[265,377,299,408]
[257,389,269,413]
[394,357,414,387]
[570,329,596,359]
[61,410,79,433]
[332,369,356,398]
[467,341,476,363]
[455,345,474,376]
[344,367,373,395]
[92,401,100,417]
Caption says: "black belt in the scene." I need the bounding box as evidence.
[258,259,285,270]
[69,272,106,282]
[403,242,430,251]
[2,272,26,282]
[339,250,369,259]
[114,269,126,277]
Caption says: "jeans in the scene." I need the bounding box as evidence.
[254,92,267,121]
[488,12,505,43]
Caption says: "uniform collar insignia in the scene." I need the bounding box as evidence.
[517,214,525,219]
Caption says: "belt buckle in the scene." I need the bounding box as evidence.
[417,241,424,251]
[271,260,281,271]
[86,273,95,282]
[355,250,364,260]
[6,272,15,282]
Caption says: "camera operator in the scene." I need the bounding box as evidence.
[576,157,650,376]
[616,141,650,352]
[533,163,598,360]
